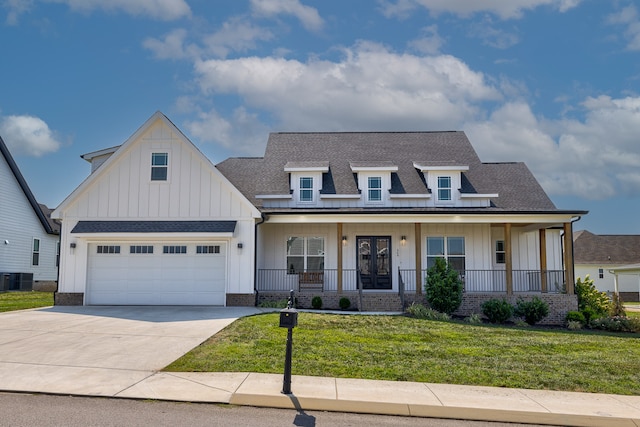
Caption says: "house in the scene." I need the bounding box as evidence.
[0,136,60,291]
[574,230,640,301]
[51,112,261,306]
[53,112,586,323]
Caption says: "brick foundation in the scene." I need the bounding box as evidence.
[54,292,84,305]
[33,281,57,292]
[226,293,256,306]
[257,291,577,325]
[620,292,640,303]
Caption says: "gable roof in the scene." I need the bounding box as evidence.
[0,136,58,234]
[574,230,640,264]
[52,111,261,219]
[217,131,572,213]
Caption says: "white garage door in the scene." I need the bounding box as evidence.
[86,242,227,305]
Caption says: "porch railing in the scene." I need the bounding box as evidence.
[257,269,565,294]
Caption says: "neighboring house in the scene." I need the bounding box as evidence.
[574,230,640,301]
[0,136,60,291]
[53,112,587,323]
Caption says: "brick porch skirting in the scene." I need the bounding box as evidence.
[54,292,84,306]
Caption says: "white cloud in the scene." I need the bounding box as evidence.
[143,28,193,60]
[45,0,191,21]
[3,0,33,25]
[250,0,324,32]
[465,96,640,199]
[0,114,62,157]
[380,0,582,20]
[408,25,445,54]
[194,42,501,131]
[606,4,640,51]
[468,18,519,49]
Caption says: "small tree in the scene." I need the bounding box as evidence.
[575,275,611,318]
[424,257,463,315]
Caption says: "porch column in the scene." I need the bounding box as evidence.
[539,229,548,293]
[505,223,513,295]
[563,222,575,294]
[415,223,422,295]
[337,222,343,293]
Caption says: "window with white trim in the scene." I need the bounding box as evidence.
[437,176,452,201]
[598,268,604,279]
[151,153,168,181]
[32,238,40,266]
[299,177,313,202]
[426,236,465,271]
[97,245,120,254]
[130,245,153,254]
[286,236,324,274]
[367,176,382,202]
[197,245,220,254]
[163,245,187,254]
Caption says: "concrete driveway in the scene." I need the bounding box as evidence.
[0,306,261,396]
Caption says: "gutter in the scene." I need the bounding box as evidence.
[253,214,267,306]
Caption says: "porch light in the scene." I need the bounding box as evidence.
[401,235,407,246]
[342,236,348,246]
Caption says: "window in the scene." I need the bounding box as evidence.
[437,176,451,201]
[130,245,153,254]
[56,241,60,267]
[426,236,465,271]
[151,153,168,181]
[299,177,313,202]
[163,245,187,254]
[598,268,604,279]
[368,176,382,202]
[286,236,324,274]
[495,240,505,264]
[197,245,220,254]
[97,245,120,254]
[32,238,40,266]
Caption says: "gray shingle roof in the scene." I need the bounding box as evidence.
[71,221,237,234]
[574,230,640,264]
[217,131,572,213]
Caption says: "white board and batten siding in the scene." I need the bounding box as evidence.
[0,150,58,281]
[54,115,260,304]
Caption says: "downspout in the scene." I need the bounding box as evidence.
[253,213,267,306]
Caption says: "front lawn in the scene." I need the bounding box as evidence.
[0,291,54,312]
[165,312,640,395]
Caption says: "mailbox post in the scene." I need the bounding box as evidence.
[279,290,297,395]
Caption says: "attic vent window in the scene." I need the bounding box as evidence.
[151,153,168,181]
[437,176,451,201]
[368,177,382,202]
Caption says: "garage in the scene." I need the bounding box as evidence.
[86,242,227,305]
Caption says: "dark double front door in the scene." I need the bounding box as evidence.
[357,236,391,289]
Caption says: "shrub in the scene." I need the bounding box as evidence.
[339,297,351,310]
[567,320,583,331]
[514,296,549,325]
[610,293,626,317]
[575,275,611,318]
[465,313,482,324]
[589,316,640,333]
[565,310,586,325]
[481,298,513,324]
[581,306,597,323]
[311,296,323,309]
[258,299,288,308]
[405,303,450,321]
[424,257,464,315]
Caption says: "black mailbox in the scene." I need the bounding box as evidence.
[279,308,298,328]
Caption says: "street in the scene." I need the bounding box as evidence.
[0,393,555,427]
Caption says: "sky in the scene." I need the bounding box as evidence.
[0,0,639,234]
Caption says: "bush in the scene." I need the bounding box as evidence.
[610,293,626,317]
[339,297,351,310]
[576,275,611,318]
[514,297,549,325]
[311,296,323,309]
[589,316,640,333]
[581,307,597,323]
[567,320,583,331]
[258,299,288,308]
[481,298,513,324]
[566,311,586,325]
[424,258,464,315]
[465,313,482,324]
[405,303,450,321]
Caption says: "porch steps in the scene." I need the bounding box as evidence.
[358,293,404,312]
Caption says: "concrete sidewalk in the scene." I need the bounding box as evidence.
[1,307,639,426]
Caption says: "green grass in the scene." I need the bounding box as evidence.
[165,312,640,395]
[0,291,54,312]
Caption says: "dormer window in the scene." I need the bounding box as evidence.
[368,177,382,202]
[151,153,168,181]
[300,177,314,202]
[437,176,452,201]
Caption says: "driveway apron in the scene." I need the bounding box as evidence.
[0,306,260,396]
